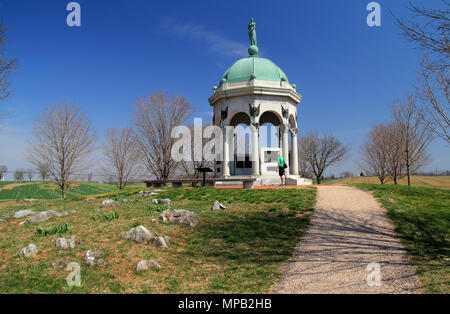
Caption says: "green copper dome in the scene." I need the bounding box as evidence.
[219,56,289,86]
[216,19,290,87]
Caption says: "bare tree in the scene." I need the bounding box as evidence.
[299,131,350,184]
[385,123,407,185]
[102,127,139,190]
[0,22,18,128]
[390,95,433,185]
[178,123,214,180]
[87,173,93,182]
[392,1,449,56]
[36,162,49,181]
[297,142,313,179]
[416,56,449,143]
[359,124,391,184]
[392,1,449,143]
[26,168,33,181]
[133,91,194,180]
[0,165,7,181]
[14,168,25,182]
[27,103,96,198]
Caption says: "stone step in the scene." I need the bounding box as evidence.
[285,176,313,186]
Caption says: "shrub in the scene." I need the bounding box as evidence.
[91,212,119,222]
[36,223,71,236]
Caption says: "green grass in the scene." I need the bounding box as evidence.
[352,183,450,293]
[0,186,316,293]
[0,181,144,200]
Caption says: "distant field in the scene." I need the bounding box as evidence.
[0,181,145,200]
[333,176,450,190]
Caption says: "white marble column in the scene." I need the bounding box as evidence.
[222,126,230,177]
[251,124,260,176]
[280,124,289,169]
[290,128,299,175]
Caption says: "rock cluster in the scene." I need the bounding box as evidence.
[159,209,200,228]
[125,225,153,244]
[152,198,172,205]
[211,200,227,211]
[55,236,77,250]
[19,244,38,258]
[160,199,172,205]
[84,250,104,267]
[139,190,158,197]
[13,210,35,219]
[26,210,69,223]
[101,199,119,208]
[136,259,160,272]
[152,235,170,249]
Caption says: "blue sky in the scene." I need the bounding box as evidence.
[0,0,448,178]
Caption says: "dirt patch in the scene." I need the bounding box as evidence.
[39,182,80,190]
[0,183,34,191]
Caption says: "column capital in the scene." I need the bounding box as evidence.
[250,122,260,130]
[279,123,290,133]
[289,128,298,136]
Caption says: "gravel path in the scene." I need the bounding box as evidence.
[271,186,420,294]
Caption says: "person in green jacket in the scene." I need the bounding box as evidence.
[278,151,286,186]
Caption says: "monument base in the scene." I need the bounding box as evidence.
[214,175,313,187]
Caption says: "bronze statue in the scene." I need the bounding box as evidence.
[248,18,257,46]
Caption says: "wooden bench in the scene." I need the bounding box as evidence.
[144,178,257,189]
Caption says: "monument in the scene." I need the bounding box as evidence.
[208,19,312,186]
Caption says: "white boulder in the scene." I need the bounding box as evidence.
[136,259,160,272]
[19,244,38,258]
[13,210,35,219]
[125,225,153,244]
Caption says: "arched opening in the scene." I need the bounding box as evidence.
[229,111,251,127]
[258,111,282,175]
[229,112,252,176]
[259,111,282,126]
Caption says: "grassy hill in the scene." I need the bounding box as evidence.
[0,181,144,200]
[0,186,316,293]
[0,180,448,293]
[333,176,450,190]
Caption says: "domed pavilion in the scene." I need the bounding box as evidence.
[208,19,312,186]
